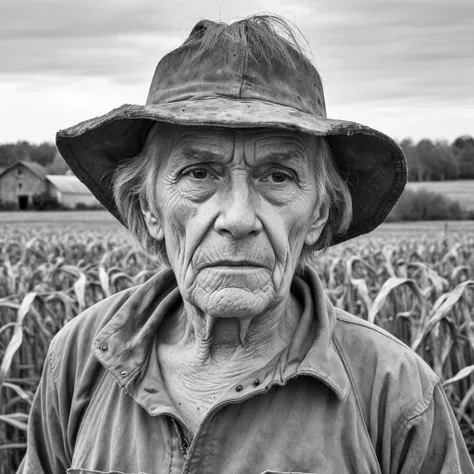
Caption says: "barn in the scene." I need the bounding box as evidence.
[0,161,48,209]
[0,161,100,210]
[45,175,99,208]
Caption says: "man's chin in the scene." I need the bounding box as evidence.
[196,266,272,291]
[192,286,275,319]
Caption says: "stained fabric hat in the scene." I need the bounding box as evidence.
[56,17,406,246]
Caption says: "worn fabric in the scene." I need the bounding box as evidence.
[18,268,473,474]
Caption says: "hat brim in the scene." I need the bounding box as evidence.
[56,98,406,246]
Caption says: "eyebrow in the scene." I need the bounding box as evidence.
[257,151,307,167]
[179,147,224,162]
[174,146,306,167]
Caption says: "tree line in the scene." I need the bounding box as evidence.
[400,135,474,181]
[1,135,474,180]
[0,141,70,174]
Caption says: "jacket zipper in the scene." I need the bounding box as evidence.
[179,386,275,474]
[171,417,190,455]
[178,372,332,473]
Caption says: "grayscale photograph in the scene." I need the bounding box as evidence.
[0,1,473,473]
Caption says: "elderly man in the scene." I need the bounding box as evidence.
[19,15,472,474]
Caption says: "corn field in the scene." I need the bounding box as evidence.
[2,221,474,472]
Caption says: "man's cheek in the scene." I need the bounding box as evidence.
[160,193,193,262]
[162,192,189,233]
[286,207,310,247]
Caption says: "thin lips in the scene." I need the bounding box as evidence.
[202,260,265,268]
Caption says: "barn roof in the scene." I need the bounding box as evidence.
[0,160,48,181]
[46,175,92,194]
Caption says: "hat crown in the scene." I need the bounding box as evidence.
[146,18,327,118]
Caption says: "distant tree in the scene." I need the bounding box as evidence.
[397,136,474,181]
[46,151,70,174]
[0,141,32,167]
[452,135,474,155]
[416,139,437,181]
[11,141,32,162]
[435,140,459,180]
[413,139,458,181]
[0,140,56,168]
[399,138,421,181]
[0,145,12,167]
[30,142,57,167]
[388,188,468,221]
[457,146,474,179]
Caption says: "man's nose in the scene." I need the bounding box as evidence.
[214,173,262,238]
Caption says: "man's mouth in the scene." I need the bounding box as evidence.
[202,260,265,268]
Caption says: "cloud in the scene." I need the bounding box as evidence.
[0,0,289,81]
[295,0,474,106]
[0,0,472,141]
[0,0,183,83]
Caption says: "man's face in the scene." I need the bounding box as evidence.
[144,126,328,319]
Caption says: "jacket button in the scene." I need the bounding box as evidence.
[100,343,108,352]
[120,370,128,377]
[236,385,243,392]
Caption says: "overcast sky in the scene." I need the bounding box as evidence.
[1,0,473,143]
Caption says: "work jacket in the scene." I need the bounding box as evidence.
[18,267,473,473]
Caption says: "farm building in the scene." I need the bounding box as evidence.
[0,160,100,209]
[45,175,99,208]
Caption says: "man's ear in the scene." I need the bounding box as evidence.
[304,201,329,246]
[140,198,165,242]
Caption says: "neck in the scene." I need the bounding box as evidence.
[159,293,302,369]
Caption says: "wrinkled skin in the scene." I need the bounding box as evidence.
[142,126,328,431]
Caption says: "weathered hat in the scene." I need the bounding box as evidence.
[56,17,406,246]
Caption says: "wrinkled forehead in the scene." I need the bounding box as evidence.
[148,123,315,167]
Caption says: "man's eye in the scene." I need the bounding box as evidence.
[259,170,294,185]
[261,171,293,184]
[270,172,290,183]
[187,169,212,179]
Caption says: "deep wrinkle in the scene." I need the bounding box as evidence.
[146,126,326,353]
[250,134,308,183]
[177,146,305,173]
[167,128,309,304]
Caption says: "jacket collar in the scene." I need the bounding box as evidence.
[92,267,350,410]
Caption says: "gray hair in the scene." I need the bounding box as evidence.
[112,123,352,269]
[112,124,170,265]
[297,136,352,270]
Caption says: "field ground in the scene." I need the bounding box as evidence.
[0,211,129,235]
[354,219,474,240]
[2,211,474,242]
[407,180,474,209]
[0,210,123,225]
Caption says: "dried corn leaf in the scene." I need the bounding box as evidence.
[1,382,32,404]
[0,292,37,387]
[350,278,372,311]
[412,280,474,352]
[368,278,424,325]
[443,365,474,387]
[73,273,87,311]
[0,413,28,431]
[98,265,111,297]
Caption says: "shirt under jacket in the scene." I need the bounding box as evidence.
[18,267,474,474]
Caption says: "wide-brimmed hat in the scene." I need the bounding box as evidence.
[56,17,406,246]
